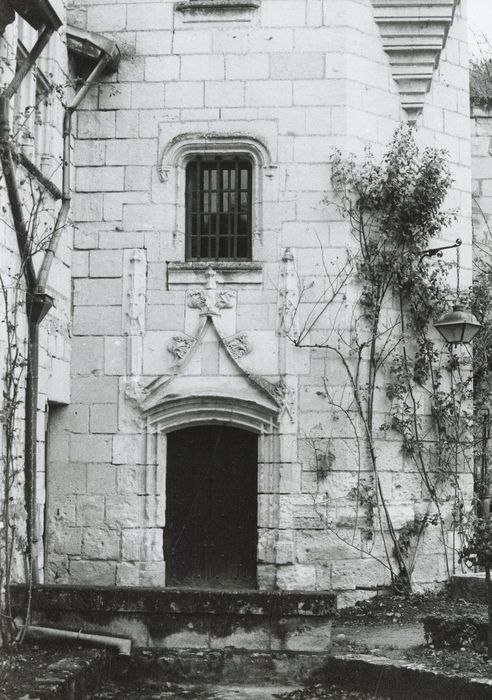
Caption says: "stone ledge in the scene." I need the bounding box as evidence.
[21,648,109,700]
[11,585,336,652]
[472,106,492,119]
[314,653,492,700]
[176,1,260,13]
[11,584,336,616]
[175,0,260,23]
[167,261,263,286]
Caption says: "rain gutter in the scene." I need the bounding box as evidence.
[35,48,116,294]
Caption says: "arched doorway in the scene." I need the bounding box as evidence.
[165,424,258,589]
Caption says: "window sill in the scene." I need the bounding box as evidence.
[167,261,263,287]
[175,0,260,23]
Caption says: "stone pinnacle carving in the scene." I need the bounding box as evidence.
[186,267,235,316]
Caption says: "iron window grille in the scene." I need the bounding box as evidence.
[185,155,253,261]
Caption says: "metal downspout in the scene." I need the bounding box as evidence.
[25,309,40,582]
[1,17,119,582]
[35,51,112,295]
[0,26,56,583]
[27,53,113,580]
[16,619,131,655]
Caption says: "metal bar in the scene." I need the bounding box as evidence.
[0,97,36,289]
[14,149,62,200]
[247,161,252,259]
[67,51,112,113]
[233,159,239,259]
[186,162,192,260]
[2,26,54,101]
[208,162,212,260]
[227,163,232,259]
[197,159,202,260]
[215,160,221,260]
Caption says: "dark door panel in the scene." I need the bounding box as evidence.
[166,425,257,589]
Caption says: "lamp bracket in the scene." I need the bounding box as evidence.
[419,238,461,262]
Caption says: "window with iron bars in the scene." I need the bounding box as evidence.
[185,156,253,261]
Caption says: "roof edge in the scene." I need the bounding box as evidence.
[67,24,120,73]
[12,0,62,31]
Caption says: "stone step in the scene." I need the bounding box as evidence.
[109,648,332,687]
[11,584,336,652]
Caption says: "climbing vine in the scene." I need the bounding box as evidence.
[291,125,477,593]
[0,40,81,644]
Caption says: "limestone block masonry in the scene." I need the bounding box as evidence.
[47,0,472,604]
[472,106,492,251]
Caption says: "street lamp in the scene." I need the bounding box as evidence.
[434,303,482,345]
[419,238,482,346]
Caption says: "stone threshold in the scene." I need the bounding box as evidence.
[11,585,337,652]
[11,584,336,615]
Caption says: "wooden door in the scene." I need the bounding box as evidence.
[165,425,258,589]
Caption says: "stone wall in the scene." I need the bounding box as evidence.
[49,0,473,602]
[0,5,71,582]
[472,105,492,250]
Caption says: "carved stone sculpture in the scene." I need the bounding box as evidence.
[168,334,195,362]
[186,267,236,316]
[277,247,299,338]
[272,377,296,421]
[226,333,253,359]
[122,249,147,379]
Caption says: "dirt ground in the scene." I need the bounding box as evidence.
[0,644,98,700]
[1,588,490,699]
[332,587,492,679]
[335,588,487,628]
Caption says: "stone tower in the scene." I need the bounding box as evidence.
[43,0,472,605]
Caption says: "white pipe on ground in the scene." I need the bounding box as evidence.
[15,619,131,656]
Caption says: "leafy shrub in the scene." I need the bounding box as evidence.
[422,614,488,650]
[471,58,492,109]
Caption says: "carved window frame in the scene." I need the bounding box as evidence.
[185,154,253,262]
[159,133,276,264]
